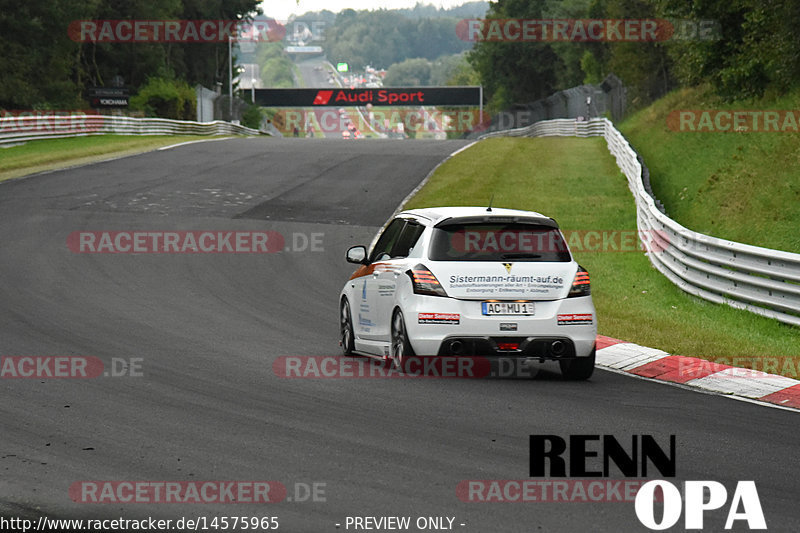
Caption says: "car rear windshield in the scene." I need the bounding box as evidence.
[428,223,571,262]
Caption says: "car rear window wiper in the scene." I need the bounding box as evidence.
[501,253,542,259]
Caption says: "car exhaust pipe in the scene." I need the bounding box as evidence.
[551,340,566,356]
[450,340,464,355]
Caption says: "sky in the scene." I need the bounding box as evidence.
[259,0,477,20]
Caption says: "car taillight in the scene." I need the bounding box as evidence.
[568,267,591,298]
[497,342,520,351]
[407,264,448,297]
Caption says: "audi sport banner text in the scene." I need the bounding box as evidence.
[253,87,482,107]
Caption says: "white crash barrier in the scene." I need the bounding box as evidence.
[0,113,259,145]
[480,118,800,326]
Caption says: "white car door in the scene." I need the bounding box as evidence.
[372,220,426,342]
[357,218,406,341]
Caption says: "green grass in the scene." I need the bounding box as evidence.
[404,137,800,369]
[618,85,800,253]
[0,135,228,182]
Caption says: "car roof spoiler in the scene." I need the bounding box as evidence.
[434,215,560,229]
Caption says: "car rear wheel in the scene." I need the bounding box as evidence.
[340,299,355,356]
[391,309,415,371]
[559,348,595,380]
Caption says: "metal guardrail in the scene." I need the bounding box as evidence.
[0,114,260,145]
[479,118,800,327]
[469,74,626,138]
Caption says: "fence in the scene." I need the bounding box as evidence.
[0,114,260,146]
[196,85,218,123]
[470,74,626,137]
[480,118,800,327]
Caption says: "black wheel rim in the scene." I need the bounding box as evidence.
[392,312,405,369]
[341,302,352,352]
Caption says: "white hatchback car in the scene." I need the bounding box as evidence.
[339,207,597,379]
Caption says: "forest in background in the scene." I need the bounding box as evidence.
[4,0,798,115]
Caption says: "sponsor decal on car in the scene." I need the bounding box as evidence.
[358,313,374,329]
[557,313,593,325]
[377,283,394,296]
[449,274,564,285]
[418,313,460,325]
[448,274,566,296]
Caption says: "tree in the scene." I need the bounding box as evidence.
[129,77,196,119]
[0,0,261,110]
[468,0,562,110]
[656,0,800,99]
[384,58,432,86]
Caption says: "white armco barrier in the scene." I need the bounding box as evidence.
[480,118,800,327]
[0,113,259,145]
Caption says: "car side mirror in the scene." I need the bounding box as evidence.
[346,245,368,264]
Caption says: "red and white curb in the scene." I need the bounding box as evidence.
[596,335,800,411]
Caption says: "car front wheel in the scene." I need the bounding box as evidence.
[340,299,355,356]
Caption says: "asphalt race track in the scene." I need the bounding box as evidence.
[1,137,798,532]
[296,59,344,139]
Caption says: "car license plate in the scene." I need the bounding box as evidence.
[482,301,535,316]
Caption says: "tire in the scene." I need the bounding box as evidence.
[390,309,415,371]
[559,348,595,381]
[340,299,356,356]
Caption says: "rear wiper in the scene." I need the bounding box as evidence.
[501,253,542,259]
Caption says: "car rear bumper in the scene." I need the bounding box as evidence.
[435,335,582,360]
[399,294,597,357]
